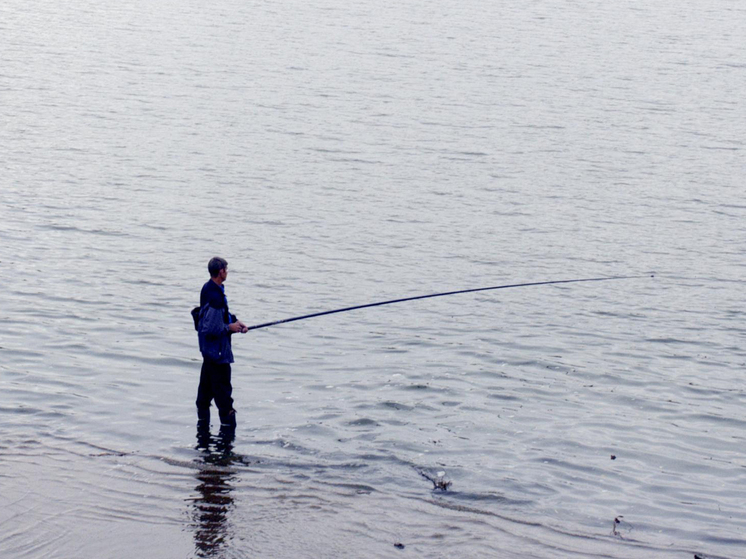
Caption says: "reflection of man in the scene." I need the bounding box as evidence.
[193,428,236,558]
[196,257,248,430]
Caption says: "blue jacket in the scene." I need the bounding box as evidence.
[196,280,237,364]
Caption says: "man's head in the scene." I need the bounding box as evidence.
[208,257,228,280]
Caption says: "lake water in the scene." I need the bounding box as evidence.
[1,1,745,557]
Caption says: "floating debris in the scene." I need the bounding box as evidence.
[418,469,452,491]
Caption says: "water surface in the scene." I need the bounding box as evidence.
[1,1,745,557]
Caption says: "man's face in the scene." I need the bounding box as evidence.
[220,267,228,282]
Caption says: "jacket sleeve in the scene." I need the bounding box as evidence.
[199,305,228,338]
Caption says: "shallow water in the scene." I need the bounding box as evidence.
[2,0,745,557]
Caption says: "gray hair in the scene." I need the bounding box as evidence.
[208,257,228,278]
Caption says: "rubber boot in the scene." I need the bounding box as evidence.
[196,426,212,451]
[197,406,210,429]
[219,409,237,430]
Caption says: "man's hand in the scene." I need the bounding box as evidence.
[237,320,249,334]
[228,322,244,333]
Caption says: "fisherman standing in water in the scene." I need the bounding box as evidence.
[195,257,248,430]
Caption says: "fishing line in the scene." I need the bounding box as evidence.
[244,274,653,332]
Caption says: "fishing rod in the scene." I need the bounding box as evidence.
[244,274,652,332]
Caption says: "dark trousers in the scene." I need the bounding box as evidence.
[196,360,235,425]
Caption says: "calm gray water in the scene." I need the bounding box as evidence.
[2,1,745,557]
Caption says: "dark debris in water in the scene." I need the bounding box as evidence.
[394,542,405,549]
[90,451,129,457]
[418,469,452,491]
[610,515,633,538]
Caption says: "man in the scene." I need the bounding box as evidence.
[195,257,248,430]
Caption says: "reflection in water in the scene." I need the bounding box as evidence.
[191,426,238,558]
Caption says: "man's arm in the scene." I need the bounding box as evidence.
[230,313,249,333]
[201,306,232,337]
[228,322,245,333]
